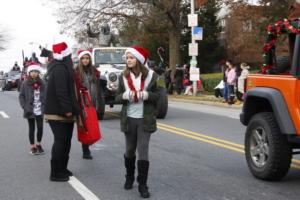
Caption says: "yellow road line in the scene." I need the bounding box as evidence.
[106,112,300,168]
[292,159,300,164]
[158,126,245,153]
[291,164,300,169]
[158,122,244,149]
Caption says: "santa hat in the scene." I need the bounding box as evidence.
[52,42,72,60]
[27,62,42,75]
[125,45,149,66]
[77,49,92,60]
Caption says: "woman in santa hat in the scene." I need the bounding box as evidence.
[44,42,80,182]
[116,45,159,198]
[19,63,46,155]
[74,49,103,159]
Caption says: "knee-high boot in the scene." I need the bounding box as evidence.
[137,160,150,198]
[124,155,136,190]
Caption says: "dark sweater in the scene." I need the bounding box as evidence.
[19,79,46,118]
[44,56,80,117]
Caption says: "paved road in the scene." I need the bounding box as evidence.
[0,91,300,200]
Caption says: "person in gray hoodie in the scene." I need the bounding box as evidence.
[19,63,46,155]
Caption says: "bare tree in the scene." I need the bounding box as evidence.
[0,29,8,51]
[48,0,190,72]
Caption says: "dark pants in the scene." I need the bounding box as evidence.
[175,79,183,95]
[237,91,244,101]
[27,115,43,145]
[214,88,223,98]
[48,121,74,161]
[125,117,151,161]
[228,85,235,102]
[82,144,91,155]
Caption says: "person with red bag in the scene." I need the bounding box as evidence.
[74,49,103,159]
[115,45,159,198]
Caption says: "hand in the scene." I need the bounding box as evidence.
[122,91,135,102]
[138,91,149,100]
[65,112,72,117]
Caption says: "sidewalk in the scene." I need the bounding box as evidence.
[168,94,243,109]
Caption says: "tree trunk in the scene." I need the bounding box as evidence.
[169,27,181,81]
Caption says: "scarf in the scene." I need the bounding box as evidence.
[27,77,41,90]
[127,74,145,103]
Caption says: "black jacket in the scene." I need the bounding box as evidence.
[44,56,80,116]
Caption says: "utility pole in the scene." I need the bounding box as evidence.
[190,0,199,96]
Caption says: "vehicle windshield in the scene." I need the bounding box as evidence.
[94,49,126,65]
[8,71,21,76]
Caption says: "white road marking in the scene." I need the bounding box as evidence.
[68,176,100,200]
[0,111,9,118]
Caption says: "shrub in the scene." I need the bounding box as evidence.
[201,73,223,94]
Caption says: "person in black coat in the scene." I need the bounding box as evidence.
[44,42,80,182]
[174,64,184,95]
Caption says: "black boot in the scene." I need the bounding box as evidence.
[124,155,136,190]
[62,156,73,176]
[50,160,69,182]
[82,144,93,159]
[137,160,150,198]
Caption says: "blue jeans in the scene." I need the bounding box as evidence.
[224,83,229,101]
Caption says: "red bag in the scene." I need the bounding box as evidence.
[77,91,101,145]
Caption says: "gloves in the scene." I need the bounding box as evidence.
[138,91,149,100]
[122,91,135,102]
[123,91,149,102]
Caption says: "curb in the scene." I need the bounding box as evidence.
[168,96,243,109]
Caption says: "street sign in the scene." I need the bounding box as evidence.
[188,14,198,27]
[190,66,200,81]
[189,43,198,56]
[193,27,203,40]
[190,58,197,67]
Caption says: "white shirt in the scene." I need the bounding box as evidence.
[127,72,144,118]
[33,89,42,116]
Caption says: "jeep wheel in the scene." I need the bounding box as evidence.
[245,112,292,181]
[156,87,168,119]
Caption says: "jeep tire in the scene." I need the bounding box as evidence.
[156,87,168,119]
[245,112,292,181]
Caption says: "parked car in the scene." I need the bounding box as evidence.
[3,71,21,91]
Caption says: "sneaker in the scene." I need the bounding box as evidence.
[36,145,45,155]
[30,147,38,155]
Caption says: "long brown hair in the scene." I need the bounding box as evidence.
[76,55,97,83]
[124,60,148,80]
